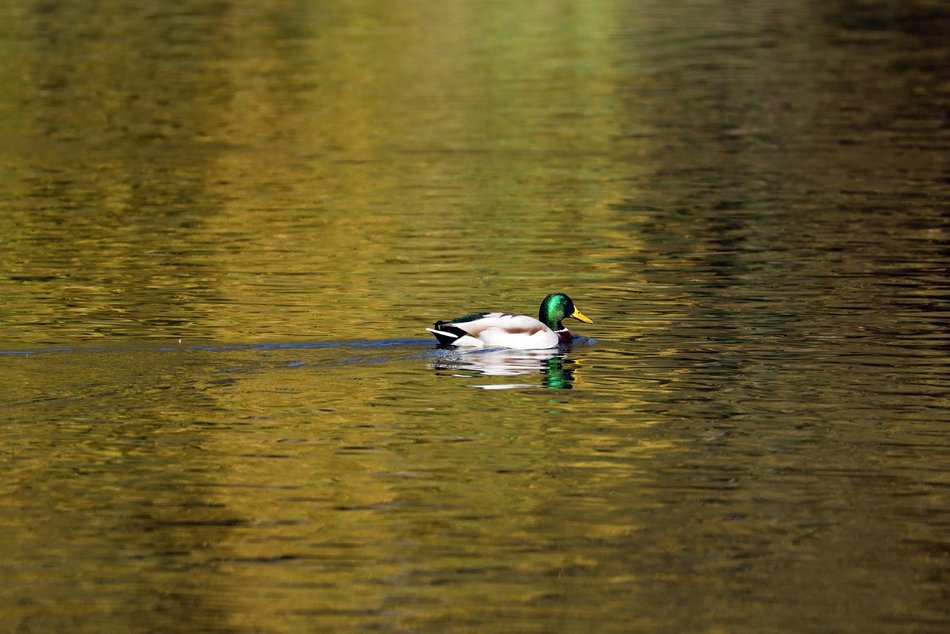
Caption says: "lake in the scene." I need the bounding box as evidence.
[0,1,947,632]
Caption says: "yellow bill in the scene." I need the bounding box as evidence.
[571,309,593,324]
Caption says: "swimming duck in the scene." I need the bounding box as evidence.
[427,292,592,349]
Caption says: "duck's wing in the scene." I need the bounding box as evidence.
[446,313,549,337]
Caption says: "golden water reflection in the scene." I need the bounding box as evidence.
[0,0,639,345]
[0,0,947,632]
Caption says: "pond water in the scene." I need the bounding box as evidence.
[1,0,948,632]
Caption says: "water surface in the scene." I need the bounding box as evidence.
[0,1,947,632]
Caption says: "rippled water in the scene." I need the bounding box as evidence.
[1,1,947,632]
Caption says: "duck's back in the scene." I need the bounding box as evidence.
[449,313,546,336]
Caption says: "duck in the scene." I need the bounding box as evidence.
[427,292,592,350]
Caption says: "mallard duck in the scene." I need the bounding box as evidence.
[427,292,592,349]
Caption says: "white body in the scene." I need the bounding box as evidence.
[427,313,566,350]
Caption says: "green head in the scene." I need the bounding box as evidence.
[538,292,593,330]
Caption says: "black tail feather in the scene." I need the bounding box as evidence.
[429,323,470,346]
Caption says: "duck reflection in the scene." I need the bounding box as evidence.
[433,347,579,390]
